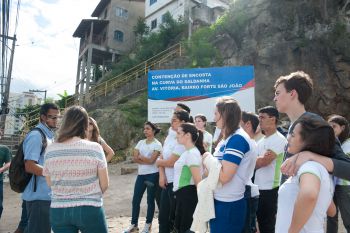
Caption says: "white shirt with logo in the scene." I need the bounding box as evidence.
[135,139,162,175]
[173,147,202,192]
[275,161,334,233]
[255,131,287,190]
[213,128,258,202]
[162,128,185,183]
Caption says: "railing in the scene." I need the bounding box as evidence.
[23,42,185,134]
[65,42,184,107]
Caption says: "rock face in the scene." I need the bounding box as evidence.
[215,0,350,120]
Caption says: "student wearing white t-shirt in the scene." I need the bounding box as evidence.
[123,122,162,233]
[203,97,257,233]
[240,111,260,233]
[327,115,350,233]
[255,106,287,233]
[194,114,213,153]
[173,123,205,233]
[275,117,336,233]
[156,111,190,233]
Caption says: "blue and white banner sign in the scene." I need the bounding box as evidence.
[148,66,255,123]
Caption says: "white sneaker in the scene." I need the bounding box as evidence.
[123,224,139,233]
[141,223,152,233]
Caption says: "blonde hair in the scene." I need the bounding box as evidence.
[89,117,100,143]
[57,106,88,143]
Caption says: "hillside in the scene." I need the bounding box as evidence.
[92,0,350,157]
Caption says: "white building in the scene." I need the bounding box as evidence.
[145,0,229,31]
[4,92,42,135]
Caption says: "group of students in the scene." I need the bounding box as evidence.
[12,70,350,233]
[124,70,350,233]
[13,104,115,233]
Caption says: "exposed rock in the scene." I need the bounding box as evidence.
[215,0,350,120]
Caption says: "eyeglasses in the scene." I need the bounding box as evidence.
[46,115,60,120]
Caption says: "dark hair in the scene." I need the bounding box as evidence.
[177,103,191,113]
[295,116,335,157]
[258,106,279,124]
[173,110,190,123]
[145,121,161,135]
[57,106,89,143]
[180,123,206,155]
[328,114,350,144]
[195,114,208,127]
[216,96,241,139]
[274,71,313,105]
[89,117,100,143]
[40,103,59,116]
[242,111,259,133]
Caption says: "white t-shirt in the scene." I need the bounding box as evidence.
[255,131,287,190]
[213,128,258,202]
[275,161,334,233]
[203,131,213,153]
[213,127,221,143]
[335,139,350,185]
[162,128,186,183]
[247,140,259,198]
[135,139,162,175]
[173,147,202,192]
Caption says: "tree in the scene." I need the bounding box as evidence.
[133,17,150,41]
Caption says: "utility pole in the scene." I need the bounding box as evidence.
[29,89,47,102]
[0,34,17,133]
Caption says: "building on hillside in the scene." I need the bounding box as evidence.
[73,0,145,105]
[145,0,229,32]
[4,92,42,135]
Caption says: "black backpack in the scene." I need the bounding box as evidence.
[9,128,47,193]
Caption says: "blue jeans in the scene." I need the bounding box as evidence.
[0,178,3,219]
[327,185,350,233]
[0,177,4,219]
[131,173,158,225]
[50,206,108,233]
[210,198,246,233]
[26,200,51,233]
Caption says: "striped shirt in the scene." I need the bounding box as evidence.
[43,138,107,208]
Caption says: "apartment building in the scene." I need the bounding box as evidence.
[73,0,145,105]
[4,92,42,135]
[145,0,229,32]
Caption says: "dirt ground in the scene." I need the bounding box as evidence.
[0,162,160,233]
[0,162,346,233]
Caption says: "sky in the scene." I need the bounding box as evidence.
[8,0,100,100]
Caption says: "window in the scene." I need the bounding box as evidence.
[150,0,157,5]
[151,19,157,30]
[116,7,128,19]
[114,30,124,42]
[161,14,167,23]
[104,9,108,19]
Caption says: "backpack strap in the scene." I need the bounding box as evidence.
[29,127,48,192]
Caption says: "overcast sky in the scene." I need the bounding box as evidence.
[8,0,100,100]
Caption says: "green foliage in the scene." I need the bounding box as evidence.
[133,17,150,39]
[324,22,350,57]
[56,90,73,109]
[16,104,41,132]
[103,13,187,82]
[118,92,148,128]
[213,5,249,46]
[185,27,223,67]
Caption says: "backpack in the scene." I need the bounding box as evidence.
[9,128,47,193]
